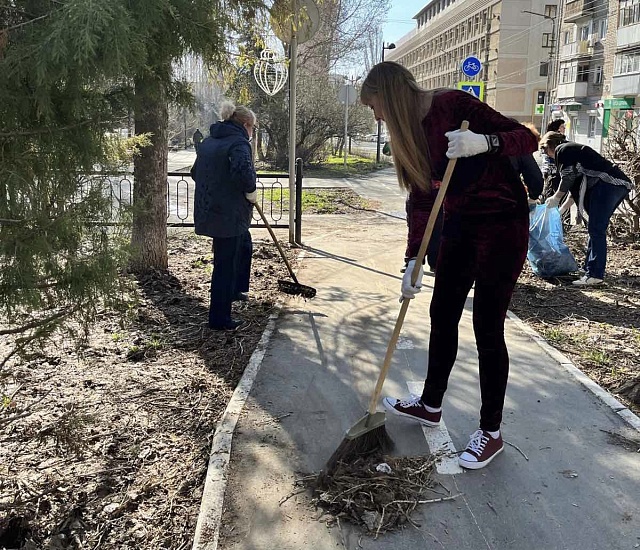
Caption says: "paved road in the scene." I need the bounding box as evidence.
[210,170,640,550]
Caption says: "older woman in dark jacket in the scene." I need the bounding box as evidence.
[191,101,257,330]
[541,132,633,286]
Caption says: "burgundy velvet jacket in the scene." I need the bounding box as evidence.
[405,90,538,259]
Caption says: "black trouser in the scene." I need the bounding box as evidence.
[209,231,252,327]
[421,216,528,432]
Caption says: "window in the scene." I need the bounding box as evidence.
[620,0,640,28]
[599,19,608,39]
[540,61,549,76]
[544,4,557,18]
[580,25,589,41]
[577,64,589,82]
[542,32,553,47]
[563,31,571,45]
[594,66,603,84]
[615,51,640,74]
[561,67,569,83]
[588,116,596,138]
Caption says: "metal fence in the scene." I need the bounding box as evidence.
[88,159,303,235]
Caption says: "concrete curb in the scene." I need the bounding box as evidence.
[506,311,640,433]
[191,313,278,550]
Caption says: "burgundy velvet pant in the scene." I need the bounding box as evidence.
[420,215,529,432]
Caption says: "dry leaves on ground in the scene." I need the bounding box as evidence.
[511,228,640,413]
[0,231,292,550]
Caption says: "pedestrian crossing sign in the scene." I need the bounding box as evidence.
[457,81,485,101]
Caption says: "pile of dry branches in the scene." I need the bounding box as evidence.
[303,454,459,537]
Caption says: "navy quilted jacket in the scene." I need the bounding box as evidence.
[191,121,257,238]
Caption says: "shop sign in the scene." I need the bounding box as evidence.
[603,97,635,109]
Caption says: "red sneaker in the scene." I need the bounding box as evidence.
[458,429,504,469]
[382,394,441,427]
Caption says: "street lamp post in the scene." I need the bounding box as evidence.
[343,75,361,168]
[523,10,556,132]
[376,42,396,163]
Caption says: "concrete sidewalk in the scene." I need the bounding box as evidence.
[209,177,640,550]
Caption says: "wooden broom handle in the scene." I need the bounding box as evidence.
[367,120,470,415]
[254,202,300,284]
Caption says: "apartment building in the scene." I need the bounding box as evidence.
[554,0,608,149]
[552,0,640,150]
[385,0,558,126]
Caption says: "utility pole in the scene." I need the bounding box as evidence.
[376,42,396,163]
[523,9,557,132]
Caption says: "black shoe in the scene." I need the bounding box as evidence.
[233,292,249,302]
[209,319,244,331]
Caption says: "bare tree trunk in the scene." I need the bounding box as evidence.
[131,74,168,272]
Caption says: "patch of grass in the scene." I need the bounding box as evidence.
[307,154,392,178]
[261,188,373,214]
[585,349,610,366]
[147,336,164,350]
[190,256,211,269]
[542,327,567,344]
[111,332,125,342]
[2,394,13,410]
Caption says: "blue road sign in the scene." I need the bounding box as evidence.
[461,56,482,78]
[457,81,485,101]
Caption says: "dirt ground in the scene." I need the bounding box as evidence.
[1,200,639,549]
[0,190,376,550]
[510,226,640,413]
[0,229,293,550]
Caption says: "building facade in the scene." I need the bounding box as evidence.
[386,0,558,127]
[385,0,640,149]
[550,0,640,150]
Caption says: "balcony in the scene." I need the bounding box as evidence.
[611,74,640,96]
[560,40,594,59]
[617,24,640,48]
[557,81,588,99]
[564,0,596,22]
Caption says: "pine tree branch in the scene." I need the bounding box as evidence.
[0,119,96,138]
[3,13,50,32]
[0,306,79,336]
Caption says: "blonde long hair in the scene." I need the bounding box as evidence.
[361,62,432,192]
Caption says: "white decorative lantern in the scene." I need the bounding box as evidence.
[253,49,288,96]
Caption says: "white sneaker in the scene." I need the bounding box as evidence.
[572,275,603,286]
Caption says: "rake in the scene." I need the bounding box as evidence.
[254,202,317,299]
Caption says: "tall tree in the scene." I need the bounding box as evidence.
[0,0,146,361]
[0,0,261,361]
[228,0,388,167]
[124,0,263,272]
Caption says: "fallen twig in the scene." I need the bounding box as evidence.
[504,439,529,461]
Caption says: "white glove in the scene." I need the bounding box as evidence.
[545,193,562,209]
[245,190,258,203]
[445,129,490,158]
[400,259,424,300]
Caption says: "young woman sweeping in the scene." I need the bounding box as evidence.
[361,62,538,469]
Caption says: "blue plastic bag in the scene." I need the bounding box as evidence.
[527,205,578,278]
